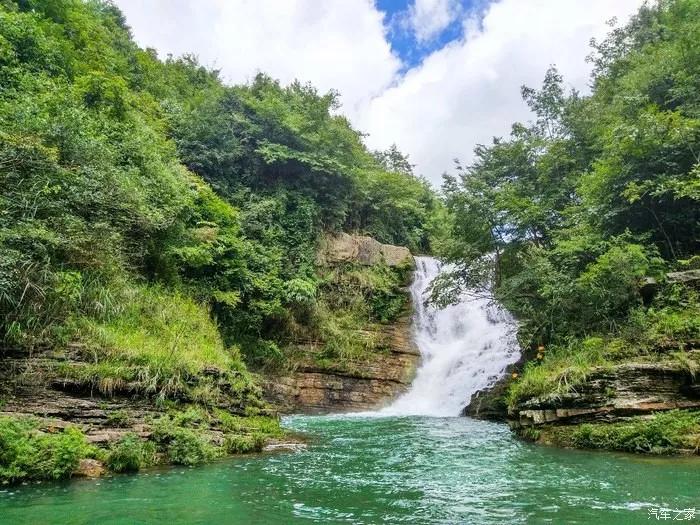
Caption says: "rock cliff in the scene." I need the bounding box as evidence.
[317,232,414,268]
[264,315,419,413]
[265,233,419,413]
[509,355,700,430]
[0,347,165,446]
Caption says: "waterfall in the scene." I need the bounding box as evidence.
[382,256,521,417]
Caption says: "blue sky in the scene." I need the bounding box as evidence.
[377,0,477,70]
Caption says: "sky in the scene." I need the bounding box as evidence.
[114,0,644,186]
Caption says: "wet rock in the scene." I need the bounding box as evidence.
[263,441,307,453]
[462,346,535,421]
[462,383,509,421]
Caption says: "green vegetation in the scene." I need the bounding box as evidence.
[0,0,438,483]
[505,338,611,407]
[56,285,263,406]
[216,410,284,439]
[288,262,412,369]
[437,0,700,422]
[0,406,285,482]
[0,416,97,484]
[523,411,700,454]
[105,434,156,473]
[150,406,282,465]
[0,0,436,371]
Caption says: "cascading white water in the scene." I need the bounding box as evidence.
[382,256,521,417]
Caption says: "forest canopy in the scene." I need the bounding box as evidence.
[0,0,439,370]
[436,0,700,383]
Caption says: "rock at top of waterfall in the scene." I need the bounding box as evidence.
[318,232,414,268]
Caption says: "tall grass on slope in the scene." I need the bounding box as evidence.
[60,284,261,405]
[506,338,611,409]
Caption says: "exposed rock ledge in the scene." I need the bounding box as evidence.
[317,232,414,268]
[264,315,420,414]
[264,233,419,414]
[0,347,264,450]
[509,356,700,430]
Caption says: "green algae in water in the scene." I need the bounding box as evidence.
[1,415,698,524]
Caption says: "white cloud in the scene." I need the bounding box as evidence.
[113,0,401,119]
[405,0,461,43]
[114,0,644,186]
[358,0,643,185]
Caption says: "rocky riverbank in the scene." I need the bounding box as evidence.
[0,233,420,482]
[463,357,700,455]
[510,357,700,428]
[463,270,700,455]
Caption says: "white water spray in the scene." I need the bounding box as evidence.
[382,256,521,417]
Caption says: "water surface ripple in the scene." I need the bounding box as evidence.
[1,415,698,524]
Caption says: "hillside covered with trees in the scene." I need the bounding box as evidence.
[439,0,700,452]
[0,0,440,482]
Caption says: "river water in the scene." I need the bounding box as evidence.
[1,257,698,523]
[1,415,698,524]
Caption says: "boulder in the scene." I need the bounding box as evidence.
[319,233,413,268]
[73,459,105,478]
[667,269,700,286]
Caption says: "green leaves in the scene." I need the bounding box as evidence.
[440,0,700,351]
[0,417,94,483]
[256,141,347,175]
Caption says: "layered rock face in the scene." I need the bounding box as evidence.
[0,347,163,446]
[509,355,700,430]
[264,316,419,413]
[0,346,269,452]
[266,233,419,414]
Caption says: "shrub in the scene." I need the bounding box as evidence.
[152,413,218,466]
[0,416,94,484]
[105,434,156,473]
[506,338,610,408]
[166,429,217,466]
[572,410,700,454]
[627,288,700,351]
[216,411,283,438]
[106,410,131,428]
[224,434,264,454]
